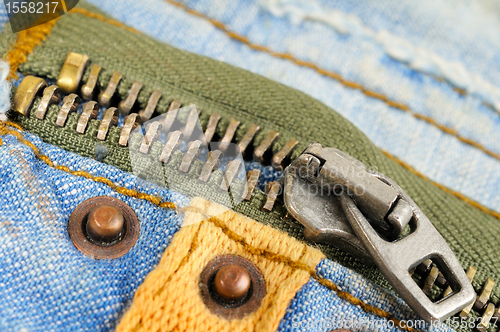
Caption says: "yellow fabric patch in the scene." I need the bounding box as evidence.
[116,198,325,332]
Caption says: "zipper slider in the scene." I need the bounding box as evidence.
[283,143,475,323]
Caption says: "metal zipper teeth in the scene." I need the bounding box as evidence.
[27,76,500,329]
[18,54,499,328]
[15,75,294,213]
[61,52,300,169]
[412,261,498,331]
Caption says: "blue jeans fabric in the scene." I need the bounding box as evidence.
[0,131,188,331]
[0,128,452,332]
[0,1,494,331]
[78,0,500,212]
[280,259,451,332]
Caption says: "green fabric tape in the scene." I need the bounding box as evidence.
[2,1,499,307]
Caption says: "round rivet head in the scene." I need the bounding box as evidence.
[214,264,251,301]
[199,255,267,320]
[68,196,139,259]
[86,204,124,242]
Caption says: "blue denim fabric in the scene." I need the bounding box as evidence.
[0,1,494,331]
[0,131,188,331]
[0,127,452,332]
[0,61,9,118]
[279,260,451,332]
[80,0,500,212]
[245,161,282,192]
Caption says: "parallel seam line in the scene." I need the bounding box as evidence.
[0,122,417,332]
[382,150,500,220]
[0,121,177,210]
[163,0,500,164]
[209,211,420,332]
[3,8,500,221]
[5,5,500,166]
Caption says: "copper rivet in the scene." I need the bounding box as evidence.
[214,264,251,301]
[86,204,124,242]
[199,255,267,320]
[68,196,139,259]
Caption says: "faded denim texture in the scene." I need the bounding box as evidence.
[82,0,500,212]
[0,0,496,331]
[0,129,451,331]
[0,131,188,331]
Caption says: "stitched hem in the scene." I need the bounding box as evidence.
[4,3,500,167]
[382,150,500,221]
[1,121,418,332]
[182,205,421,332]
[0,121,177,210]
[4,19,59,79]
[163,0,500,165]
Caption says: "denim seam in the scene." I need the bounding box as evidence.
[5,101,500,228]
[0,124,472,331]
[259,0,500,113]
[150,220,203,304]
[163,0,500,166]
[382,150,500,221]
[6,4,500,167]
[176,205,421,332]
[4,18,58,79]
[0,121,177,210]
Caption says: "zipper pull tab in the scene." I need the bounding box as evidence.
[283,143,475,323]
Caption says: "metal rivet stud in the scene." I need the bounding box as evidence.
[214,264,251,302]
[86,204,124,242]
[199,255,267,320]
[68,196,139,259]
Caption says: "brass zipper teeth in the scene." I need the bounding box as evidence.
[412,261,498,330]
[14,56,498,329]
[54,52,300,175]
[15,72,296,213]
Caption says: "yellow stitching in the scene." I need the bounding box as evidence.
[125,201,418,332]
[5,115,500,225]
[68,8,140,34]
[4,19,59,79]
[130,221,205,332]
[204,214,419,332]
[3,8,139,80]
[164,0,500,164]
[5,121,23,131]
[382,150,500,221]
[0,121,177,210]
[4,2,499,168]
[1,122,425,331]
[4,2,499,166]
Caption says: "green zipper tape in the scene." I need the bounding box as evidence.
[3,1,500,318]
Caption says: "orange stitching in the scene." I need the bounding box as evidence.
[0,121,177,210]
[4,19,59,79]
[5,2,499,165]
[382,150,500,221]
[3,8,139,80]
[177,204,418,331]
[3,4,498,306]
[130,221,205,332]
[205,214,419,332]
[164,0,500,164]
[4,2,499,166]
[68,8,140,34]
[0,122,467,331]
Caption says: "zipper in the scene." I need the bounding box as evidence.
[9,52,497,329]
